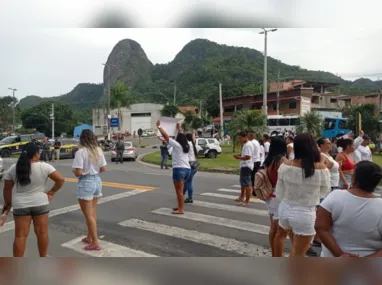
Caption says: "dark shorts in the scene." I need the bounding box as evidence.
[173,167,191,182]
[13,204,50,217]
[251,161,261,187]
[240,167,252,187]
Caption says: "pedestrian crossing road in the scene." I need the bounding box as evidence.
[1,179,381,257]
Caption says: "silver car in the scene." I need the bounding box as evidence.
[111,141,138,162]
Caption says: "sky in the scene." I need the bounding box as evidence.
[1,1,382,101]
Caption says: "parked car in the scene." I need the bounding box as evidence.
[195,138,222,158]
[141,130,155,137]
[111,141,138,161]
[203,125,214,132]
[40,138,79,160]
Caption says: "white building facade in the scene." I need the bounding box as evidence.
[92,103,164,137]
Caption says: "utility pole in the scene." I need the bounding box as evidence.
[8,88,17,133]
[103,63,114,140]
[259,28,277,124]
[50,103,55,139]
[173,80,177,105]
[277,69,280,115]
[219,83,224,142]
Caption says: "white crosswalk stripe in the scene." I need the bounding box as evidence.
[191,200,268,216]
[152,208,270,235]
[119,219,272,257]
[201,192,265,203]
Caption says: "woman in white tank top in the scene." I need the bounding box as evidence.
[286,136,294,160]
[318,138,339,190]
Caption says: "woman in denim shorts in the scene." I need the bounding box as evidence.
[72,130,107,251]
[157,121,191,214]
[2,143,65,257]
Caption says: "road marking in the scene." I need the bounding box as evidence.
[191,201,268,216]
[201,193,265,204]
[231,185,241,188]
[64,178,155,191]
[61,236,157,257]
[217,188,241,194]
[152,208,270,235]
[119,219,272,257]
[145,172,170,176]
[0,190,145,234]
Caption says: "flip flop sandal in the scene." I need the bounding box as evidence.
[171,210,184,215]
[238,202,249,207]
[84,244,101,251]
[82,237,91,244]
[235,198,243,202]
[173,208,178,211]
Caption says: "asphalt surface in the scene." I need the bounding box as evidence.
[0,147,380,258]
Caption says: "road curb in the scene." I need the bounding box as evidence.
[137,152,239,175]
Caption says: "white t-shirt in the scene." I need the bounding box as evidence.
[287,143,294,160]
[240,141,254,169]
[259,145,265,166]
[251,139,261,163]
[5,162,56,209]
[320,190,382,257]
[264,141,270,156]
[321,153,340,188]
[168,138,190,169]
[357,145,372,162]
[72,147,107,175]
[188,141,197,162]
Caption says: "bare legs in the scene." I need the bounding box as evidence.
[173,181,185,214]
[13,214,49,257]
[79,198,100,248]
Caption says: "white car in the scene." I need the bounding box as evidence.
[195,138,222,158]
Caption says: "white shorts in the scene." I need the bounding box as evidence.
[278,200,316,236]
[265,197,281,220]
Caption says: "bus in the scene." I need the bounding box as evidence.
[267,115,350,138]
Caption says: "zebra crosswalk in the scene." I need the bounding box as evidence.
[39,186,382,257]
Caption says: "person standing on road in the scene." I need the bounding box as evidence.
[41,137,52,162]
[160,141,169,169]
[1,143,65,257]
[274,133,330,257]
[262,136,288,257]
[53,138,61,162]
[234,132,254,206]
[156,121,191,215]
[115,137,125,164]
[184,132,199,204]
[72,129,107,251]
[336,138,356,189]
[315,161,382,257]
[262,134,271,158]
[248,132,261,195]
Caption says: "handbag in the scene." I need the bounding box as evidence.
[190,161,200,169]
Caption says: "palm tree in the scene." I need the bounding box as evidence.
[297,111,323,139]
[110,81,134,131]
[227,109,266,152]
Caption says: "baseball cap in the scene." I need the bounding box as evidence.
[363,135,371,141]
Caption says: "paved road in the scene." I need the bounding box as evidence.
[0,154,380,258]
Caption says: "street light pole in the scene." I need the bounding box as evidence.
[259,28,277,123]
[8,87,17,133]
[103,63,114,140]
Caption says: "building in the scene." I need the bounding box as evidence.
[337,91,382,114]
[221,80,344,119]
[73,124,92,138]
[92,103,164,137]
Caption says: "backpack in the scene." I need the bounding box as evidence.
[253,168,273,201]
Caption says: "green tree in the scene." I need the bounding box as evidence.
[160,104,179,118]
[297,111,323,139]
[343,103,380,139]
[20,101,76,137]
[226,109,266,151]
[191,117,204,130]
[111,81,134,130]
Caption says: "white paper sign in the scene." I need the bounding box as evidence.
[157,117,183,137]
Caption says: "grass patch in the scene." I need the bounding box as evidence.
[142,144,240,174]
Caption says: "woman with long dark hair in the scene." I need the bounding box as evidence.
[72,129,107,251]
[315,161,382,257]
[183,132,199,203]
[274,133,330,257]
[2,143,65,257]
[157,121,191,214]
[335,138,356,189]
[262,136,288,256]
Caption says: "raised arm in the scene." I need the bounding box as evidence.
[156,120,170,143]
